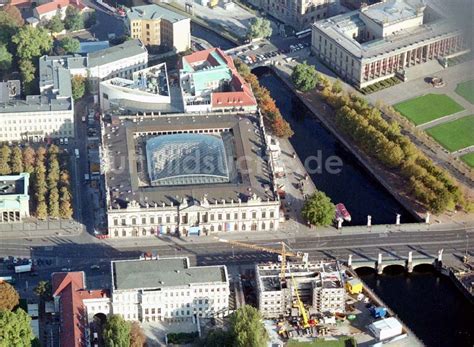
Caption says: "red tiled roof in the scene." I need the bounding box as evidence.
[9,0,30,6]
[51,272,108,347]
[183,48,257,109]
[35,0,84,15]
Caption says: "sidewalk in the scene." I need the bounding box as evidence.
[103,220,474,248]
[0,219,84,239]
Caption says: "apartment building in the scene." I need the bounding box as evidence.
[126,4,191,53]
[256,261,345,318]
[110,258,229,322]
[247,0,340,30]
[311,0,468,88]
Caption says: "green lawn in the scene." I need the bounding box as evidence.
[394,94,465,125]
[460,152,474,168]
[455,80,474,104]
[426,115,474,152]
[288,337,357,347]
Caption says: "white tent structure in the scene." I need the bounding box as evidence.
[369,317,403,341]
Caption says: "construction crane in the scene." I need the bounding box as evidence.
[214,238,308,280]
[290,272,310,329]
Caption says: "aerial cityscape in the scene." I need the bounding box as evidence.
[0,0,472,346]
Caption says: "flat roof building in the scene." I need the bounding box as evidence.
[0,173,30,223]
[126,4,191,53]
[110,257,229,322]
[102,112,280,238]
[256,261,345,318]
[99,63,174,113]
[0,40,147,143]
[311,0,469,88]
[179,48,257,113]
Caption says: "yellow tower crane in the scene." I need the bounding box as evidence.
[214,238,306,280]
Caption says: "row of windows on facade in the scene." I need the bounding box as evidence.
[0,130,73,138]
[115,287,227,301]
[1,117,72,125]
[113,210,276,226]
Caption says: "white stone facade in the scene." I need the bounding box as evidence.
[107,198,280,238]
[0,108,74,142]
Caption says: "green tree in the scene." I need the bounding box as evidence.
[46,11,64,33]
[0,309,33,346]
[103,314,131,347]
[34,281,52,300]
[331,79,343,94]
[60,36,80,53]
[0,43,12,72]
[48,187,60,218]
[36,200,48,220]
[291,62,319,92]
[301,191,335,226]
[19,59,36,85]
[0,144,11,175]
[0,282,19,311]
[130,321,145,347]
[12,26,52,60]
[204,328,232,347]
[84,10,97,28]
[22,146,36,174]
[247,18,272,40]
[10,147,24,174]
[64,6,83,31]
[229,305,268,347]
[0,8,20,44]
[233,58,251,77]
[71,75,86,100]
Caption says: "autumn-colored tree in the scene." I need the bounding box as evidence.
[130,321,146,347]
[36,146,47,163]
[0,144,11,175]
[272,115,294,138]
[0,282,19,311]
[10,146,24,174]
[36,200,48,220]
[22,146,36,174]
[48,187,60,219]
[59,170,70,187]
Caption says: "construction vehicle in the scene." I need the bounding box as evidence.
[290,272,310,328]
[214,238,308,280]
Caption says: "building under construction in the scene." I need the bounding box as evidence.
[256,261,346,319]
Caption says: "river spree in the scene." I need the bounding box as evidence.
[357,266,474,347]
[254,68,415,225]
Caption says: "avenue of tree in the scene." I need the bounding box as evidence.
[234,58,294,138]
[291,62,469,214]
[0,144,74,219]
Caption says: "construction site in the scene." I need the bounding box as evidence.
[217,238,422,345]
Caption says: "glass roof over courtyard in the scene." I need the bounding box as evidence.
[145,134,230,186]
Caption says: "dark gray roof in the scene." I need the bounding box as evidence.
[0,81,21,103]
[112,258,227,290]
[88,39,147,67]
[104,113,276,209]
[126,4,188,23]
[0,95,72,113]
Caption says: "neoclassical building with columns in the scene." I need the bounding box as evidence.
[103,112,281,238]
[311,0,469,88]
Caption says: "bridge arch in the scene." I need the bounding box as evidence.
[381,263,406,274]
